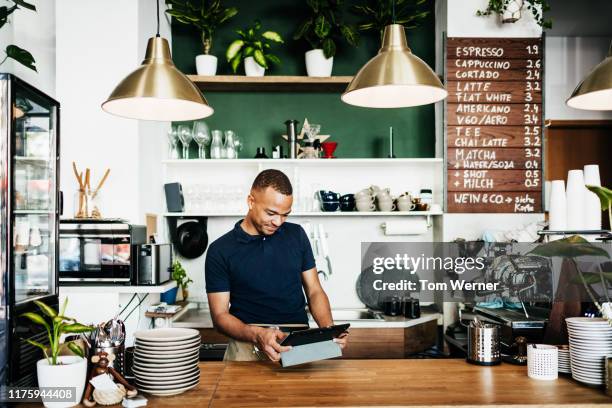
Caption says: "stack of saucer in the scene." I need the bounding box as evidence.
[557,345,571,374]
[566,317,612,386]
[132,328,201,396]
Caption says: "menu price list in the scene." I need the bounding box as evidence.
[446,37,543,213]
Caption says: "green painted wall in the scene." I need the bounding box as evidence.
[171,0,436,158]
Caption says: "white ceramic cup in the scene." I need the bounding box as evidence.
[356,201,376,212]
[355,193,375,202]
[397,200,416,211]
[377,201,396,212]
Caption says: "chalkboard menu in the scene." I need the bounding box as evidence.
[446,37,543,213]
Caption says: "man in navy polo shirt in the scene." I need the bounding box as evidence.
[205,169,348,361]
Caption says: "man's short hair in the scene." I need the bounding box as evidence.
[251,169,293,195]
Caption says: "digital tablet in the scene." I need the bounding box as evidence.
[280,324,350,347]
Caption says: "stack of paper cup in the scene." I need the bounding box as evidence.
[566,170,586,230]
[548,180,567,240]
[583,164,602,233]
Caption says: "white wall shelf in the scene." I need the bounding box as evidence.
[162,158,443,167]
[59,280,176,294]
[163,211,443,217]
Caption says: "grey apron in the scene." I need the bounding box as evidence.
[223,323,309,361]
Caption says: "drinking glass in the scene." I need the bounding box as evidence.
[192,120,211,159]
[177,124,193,159]
[232,134,243,159]
[167,126,180,159]
[210,130,224,159]
[224,130,237,159]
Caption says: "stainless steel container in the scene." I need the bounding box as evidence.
[94,345,125,375]
[285,120,299,159]
[467,322,501,366]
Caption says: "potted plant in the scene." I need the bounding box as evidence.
[293,0,359,77]
[226,20,283,77]
[476,0,552,28]
[165,0,238,75]
[21,299,93,407]
[352,0,431,41]
[172,260,194,301]
[0,0,37,71]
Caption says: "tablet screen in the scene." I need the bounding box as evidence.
[280,324,350,347]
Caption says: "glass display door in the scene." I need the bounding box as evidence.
[11,82,58,304]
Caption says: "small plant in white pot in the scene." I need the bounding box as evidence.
[22,299,93,407]
[294,0,359,77]
[476,0,552,28]
[226,20,283,77]
[165,0,238,75]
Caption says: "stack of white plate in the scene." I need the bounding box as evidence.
[132,328,201,396]
[566,317,612,386]
[557,345,571,374]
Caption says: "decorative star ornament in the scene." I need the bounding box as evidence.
[281,118,330,157]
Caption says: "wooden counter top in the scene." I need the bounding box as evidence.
[141,359,611,407]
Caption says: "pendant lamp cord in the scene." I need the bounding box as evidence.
[156,0,160,37]
[392,0,396,23]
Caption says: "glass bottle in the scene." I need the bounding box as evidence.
[210,130,223,159]
[224,130,237,159]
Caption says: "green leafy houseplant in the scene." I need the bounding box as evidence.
[352,0,431,40]
[165,0,238,55]
[293,0,359,59]
[172,260,193,298]
[529,235,611,326]
[21,298,93,365]
[476,0,552,29]
[226,20,283,73]
[0,0,36,71]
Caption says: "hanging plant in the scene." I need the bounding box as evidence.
[476,0,552,29]
[352,0,431,41]
[0,0,37,71]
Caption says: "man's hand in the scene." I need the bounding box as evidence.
[254,327,292,362]
[333,331,349,350]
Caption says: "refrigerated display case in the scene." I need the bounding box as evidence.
[0,74,59,386]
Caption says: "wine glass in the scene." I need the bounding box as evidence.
[167,126,180,159]
[192,120,211,159]
[177,124,193,159]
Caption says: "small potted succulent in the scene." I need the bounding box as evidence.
[165,0,238,75]
[22,299,93,407]
[172,259,194,301]
[352,0,431,40]
[226,20,283,77]
[476,0,552,28]
[294,0,359,77]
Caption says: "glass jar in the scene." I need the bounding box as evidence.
[224,130,237,159]
[73,190,104,219]
[210,130,223,159]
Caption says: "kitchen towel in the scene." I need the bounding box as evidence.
[382,219,428,235]
[566,170,586,230]
[583,164,602,234]
[548,180,567,241]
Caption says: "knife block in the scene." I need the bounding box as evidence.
[280,340,341,367]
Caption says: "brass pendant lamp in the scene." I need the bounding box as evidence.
[566,41,612,111]
[342,3,447,108]
[102,0,213,121]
